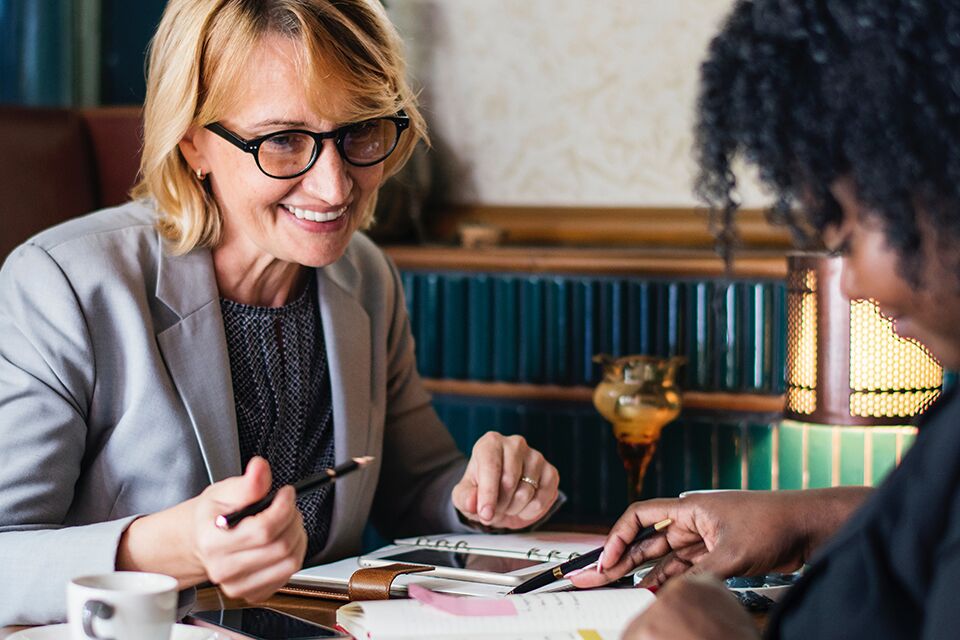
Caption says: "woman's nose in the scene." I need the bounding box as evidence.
[299,142,353,204]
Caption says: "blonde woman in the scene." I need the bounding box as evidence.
[0,0,560,625]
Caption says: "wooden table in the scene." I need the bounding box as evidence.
[1,587,767,638]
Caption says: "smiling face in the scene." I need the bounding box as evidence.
[825,178,960,368]
[178,33,384,302]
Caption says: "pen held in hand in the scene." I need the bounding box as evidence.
[506,518,672,595]
[215,456,375,530]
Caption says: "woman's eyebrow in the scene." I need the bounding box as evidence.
[250,118,309,129]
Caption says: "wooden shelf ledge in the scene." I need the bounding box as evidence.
[422,378,785,414]
[384,245,788,279]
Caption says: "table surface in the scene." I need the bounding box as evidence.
[0,586,767,638]
[0,588,342,639]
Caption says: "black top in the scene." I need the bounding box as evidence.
[221,279,336,560]
[767,385,960,639]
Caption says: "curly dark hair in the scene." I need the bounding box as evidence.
[696,0,960,281]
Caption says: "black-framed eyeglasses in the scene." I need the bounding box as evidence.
[205,113,409,179]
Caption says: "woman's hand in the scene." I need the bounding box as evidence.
[118,457,307,602]
[451,432,560,529]
[569,487,870,589]
[623,574,759,640]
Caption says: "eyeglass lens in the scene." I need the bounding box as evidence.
[257,119,400,177]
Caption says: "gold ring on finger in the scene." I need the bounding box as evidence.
[520,475,540,491]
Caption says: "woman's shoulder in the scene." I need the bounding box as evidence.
[23,200,158,254]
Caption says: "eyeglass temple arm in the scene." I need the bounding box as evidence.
[205,123,256,153]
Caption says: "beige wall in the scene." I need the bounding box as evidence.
[389,0,767,208]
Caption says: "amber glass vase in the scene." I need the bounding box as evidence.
[593,354,685,503]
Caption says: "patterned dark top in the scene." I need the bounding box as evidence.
[220,277,335,560]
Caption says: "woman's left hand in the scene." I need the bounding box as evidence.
[622,574,759,640]
[451,432,560,529]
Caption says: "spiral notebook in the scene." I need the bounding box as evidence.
[391,531,606,562]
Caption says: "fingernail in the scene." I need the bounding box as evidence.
[480,505,493,521]
[645,585,659,594]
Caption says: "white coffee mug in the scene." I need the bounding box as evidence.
[67,572,178,640]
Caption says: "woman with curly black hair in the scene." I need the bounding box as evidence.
[569,0,960,638]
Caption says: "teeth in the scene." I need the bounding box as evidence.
[284,204,347,222]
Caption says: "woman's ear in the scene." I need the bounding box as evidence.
[178,126,206,173]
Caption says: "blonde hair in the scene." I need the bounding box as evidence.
[132,0,426,255]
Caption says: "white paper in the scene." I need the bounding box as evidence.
[337,588,655,639]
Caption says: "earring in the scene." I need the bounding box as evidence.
[195,167,205,180]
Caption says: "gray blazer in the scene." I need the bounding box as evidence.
[0,202,468,625]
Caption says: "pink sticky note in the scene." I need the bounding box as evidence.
[408,584,518,617]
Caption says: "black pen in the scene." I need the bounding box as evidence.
[215,456,375,530]
[507,518,672,595]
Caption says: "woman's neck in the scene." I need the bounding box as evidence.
[212,246,309,307]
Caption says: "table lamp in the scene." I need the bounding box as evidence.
[785,253,943,426]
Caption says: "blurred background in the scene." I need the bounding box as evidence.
[3,1,943,532]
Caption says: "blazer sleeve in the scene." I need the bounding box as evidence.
[367,256,471,538]
[0,244,139,625]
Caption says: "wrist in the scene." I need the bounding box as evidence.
[794,487,872,558]
[116,502,208,589]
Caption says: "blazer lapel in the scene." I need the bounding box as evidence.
[154,243,240,484]
[315,259,372,549]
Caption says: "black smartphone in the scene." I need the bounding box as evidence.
[187,606,348,639]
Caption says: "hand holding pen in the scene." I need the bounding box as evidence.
[508,519,671,594]
[216,455,375,529]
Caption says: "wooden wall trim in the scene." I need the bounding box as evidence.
[425,205,793,249]
[422,379,785,414]
[384,245,788,279]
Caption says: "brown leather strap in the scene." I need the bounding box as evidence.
[275,584,350,601]
[348,563,432,601]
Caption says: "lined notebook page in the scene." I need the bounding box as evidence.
[337,588,655,638]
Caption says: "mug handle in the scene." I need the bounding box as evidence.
[82,600,115,640]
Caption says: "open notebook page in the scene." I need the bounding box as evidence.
[336,588,655,639]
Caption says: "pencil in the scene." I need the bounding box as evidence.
[507,518,672,595]
[215,456,375,530]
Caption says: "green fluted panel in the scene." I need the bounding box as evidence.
[871,431,898,485]
[578,281,599,384]
[771,284,788,393]
[840,431,865,486]
[779,424,804,490]
[715,423,740,490]
[492,278,518,381]
[544,278,570,384]
[519,278,545,383]
[806,426,833,489]
[747,424,774,490]
[399,271,789,393]
[655,418,686,498]
[626,281,653,355]
[416,274,441,377]
[716,284,741,391]
[441,275,467,379]
[467,276,493,380]
[686,282,711,390]
[685,420,713,491]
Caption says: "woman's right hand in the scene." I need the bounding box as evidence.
[118,456,307,602]
[569,487,870,589]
